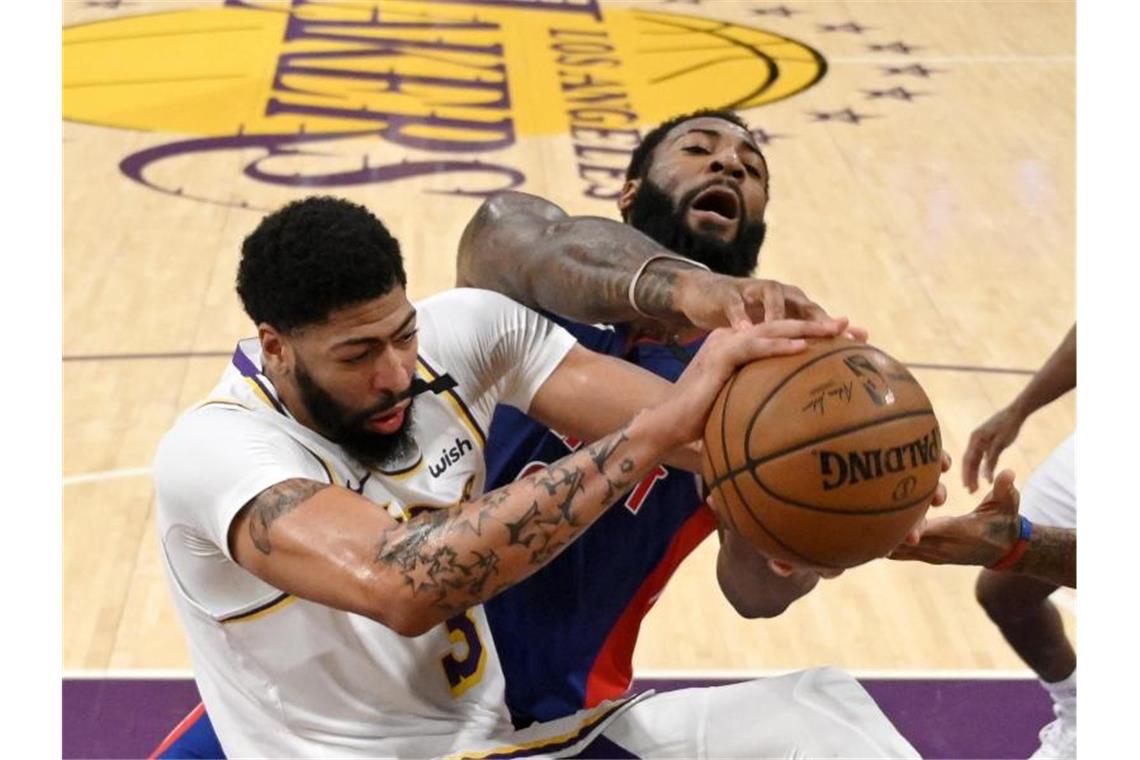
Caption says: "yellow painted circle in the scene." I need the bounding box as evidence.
[64,3,825,139]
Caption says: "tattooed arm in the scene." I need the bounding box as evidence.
[228,321,822,636]
[229,412,675,636]
[891,469,1076,588]
[455,191,831,330]
[1012,524,1076,589]
[524,321,849,473]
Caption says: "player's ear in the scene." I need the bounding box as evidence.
[258,324,291,375]
[617,178,640,217]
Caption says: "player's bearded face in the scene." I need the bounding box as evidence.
[626,176,766,277]
[294,358,418,469]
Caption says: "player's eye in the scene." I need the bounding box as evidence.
[745,164,762,178]
[396,329,419,346]
[342,351,370,365]
[681,145,710,155]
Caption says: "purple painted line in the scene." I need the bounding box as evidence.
[63,679,201,759]
[861,678,1052,759]
[62,677,1053,760]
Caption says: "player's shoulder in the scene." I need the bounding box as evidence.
[155,401,284,470]
[414,288,549,350]
[415,287,531,322]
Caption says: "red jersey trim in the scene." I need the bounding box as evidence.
[583,504,716,706]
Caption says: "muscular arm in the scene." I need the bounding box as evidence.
[890,470,1076,588]
[525,343,702,472]
[227,321,827,637]
[230,410,680,637]
[524,319,846,472]
[456,191,701,324]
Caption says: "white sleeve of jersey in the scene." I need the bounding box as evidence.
[153,405,330,562]
[416,288,577,419]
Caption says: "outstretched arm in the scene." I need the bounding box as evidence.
[230,412,676,637]
[890,470,1076,588]
[228,322,822,637]
[962,324,1076,492]
[456,191,830,330]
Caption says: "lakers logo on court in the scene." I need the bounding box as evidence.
[64,0,835,206]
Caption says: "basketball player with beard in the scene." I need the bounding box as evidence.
[452,109,919,728]
[152,195,927,758]
[154,111,965,755]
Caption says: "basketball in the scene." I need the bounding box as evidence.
[701,336,942,569]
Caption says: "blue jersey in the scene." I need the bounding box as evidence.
[154,317,713,758]
[483,316,714,728]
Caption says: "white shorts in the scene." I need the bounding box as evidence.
[600,668,919,758]
[1019,434,1075,529]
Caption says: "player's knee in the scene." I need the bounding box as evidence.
[811,665,858,687]
[795,668,919,758]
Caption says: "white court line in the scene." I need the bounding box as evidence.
[62,466,151,486]
[64,669,194,679]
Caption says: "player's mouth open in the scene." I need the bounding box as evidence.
[689,186,741,225]
[368,400,409,433]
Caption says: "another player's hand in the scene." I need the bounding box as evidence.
[675,270,869,340]
[654,318,848,447]
[889,470,1021,567]
[962,406,1025,493]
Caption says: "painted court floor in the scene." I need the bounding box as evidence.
[63,676,1054,759]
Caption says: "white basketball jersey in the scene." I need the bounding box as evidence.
[154,289,582,757]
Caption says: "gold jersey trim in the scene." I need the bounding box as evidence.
[417,356,486,449]
[218,593,296,625]
[443,697,632,759]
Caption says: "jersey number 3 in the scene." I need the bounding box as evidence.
[441,610,487,697]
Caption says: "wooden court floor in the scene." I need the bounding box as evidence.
[63,0,1075,674]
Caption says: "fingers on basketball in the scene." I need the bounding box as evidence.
[702,336,942,569]
[760,282,785,321]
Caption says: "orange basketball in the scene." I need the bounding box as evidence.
[701,336,942,569]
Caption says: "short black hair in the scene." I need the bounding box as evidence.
[625,109,750,182]
[237,196,407,331]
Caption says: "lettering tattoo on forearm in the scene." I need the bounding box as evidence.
[373,422,642,613]
[248,479,330,555]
